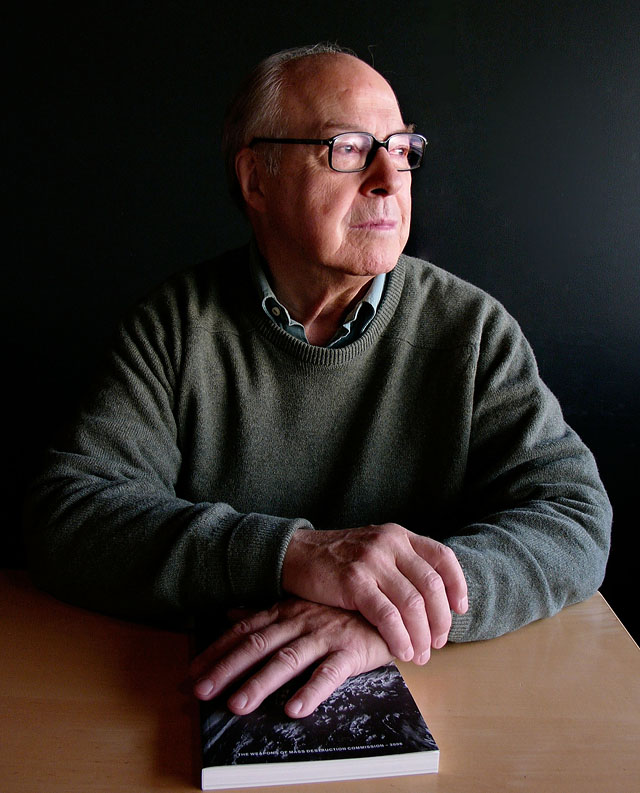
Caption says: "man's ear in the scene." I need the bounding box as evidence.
[235,148,268,213]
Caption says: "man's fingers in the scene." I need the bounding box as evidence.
[285,651,356,718]
[376,575,433,663]
[410,535,469,614]
[352,583,414,661]
[396,555,452,650]
[190,607,276,682]
[352,562,451,662]
[226,636,325,715]
[192,609,302,700]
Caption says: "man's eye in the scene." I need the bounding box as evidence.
[335,143,360,155]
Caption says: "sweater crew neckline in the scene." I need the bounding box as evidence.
[247,256,408,365]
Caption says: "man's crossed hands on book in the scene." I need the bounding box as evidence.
[192,523,468,718]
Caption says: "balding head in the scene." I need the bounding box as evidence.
[222,44,391,211]
[232,47,413,282]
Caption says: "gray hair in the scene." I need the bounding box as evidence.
[222,43,356,211]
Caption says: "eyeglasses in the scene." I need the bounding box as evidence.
[249,132,427,173]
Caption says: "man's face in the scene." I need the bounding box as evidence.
[250,55,413,280]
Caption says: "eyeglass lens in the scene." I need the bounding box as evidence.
[330,133,424,172]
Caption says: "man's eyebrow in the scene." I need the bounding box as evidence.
[320,121,416,135]
[319,121,360,134]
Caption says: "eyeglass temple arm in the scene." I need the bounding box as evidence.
[249,137,333,147]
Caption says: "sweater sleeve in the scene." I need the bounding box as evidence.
[23,295,312,622]
[445,303,612,642]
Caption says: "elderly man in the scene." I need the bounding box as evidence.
[25,44,611,720]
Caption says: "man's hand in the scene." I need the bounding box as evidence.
[191,598,393,718]
[281,524,468,664]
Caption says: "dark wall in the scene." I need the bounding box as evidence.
[9,2,639,638]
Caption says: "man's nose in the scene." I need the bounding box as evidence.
[360,148,406,196]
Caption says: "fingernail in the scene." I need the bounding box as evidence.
[459,596,469,613]
[400,646,413,662]
[417,651,430,665]
[287,698,303,716]
[228,691,248,710]
[433,635,447,650]
[194,678,214,697]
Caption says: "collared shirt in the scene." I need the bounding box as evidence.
[250,246,386,348]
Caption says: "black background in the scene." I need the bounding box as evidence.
[7,1,639,639]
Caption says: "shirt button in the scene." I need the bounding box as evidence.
[271,306,281,317]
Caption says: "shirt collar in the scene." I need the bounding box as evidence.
[250,240,386,347]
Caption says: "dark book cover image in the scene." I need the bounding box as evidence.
[200,663,438,790]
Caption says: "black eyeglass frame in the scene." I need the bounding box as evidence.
[249,132,427,173]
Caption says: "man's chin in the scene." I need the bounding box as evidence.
[331,242,405,277]
[327,259,398,279]
[353,251,403,277]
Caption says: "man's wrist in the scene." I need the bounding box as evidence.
[281,527,313,595]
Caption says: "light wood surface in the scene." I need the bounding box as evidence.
[1,570,638,792]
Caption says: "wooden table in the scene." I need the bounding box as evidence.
[1,570,638,792]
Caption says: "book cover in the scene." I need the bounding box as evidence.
[200,663,438,790]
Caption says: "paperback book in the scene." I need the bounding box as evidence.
[200,663,439,790]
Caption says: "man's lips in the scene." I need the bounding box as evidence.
[351,219,398,230]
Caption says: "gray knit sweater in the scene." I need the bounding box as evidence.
[25,246,612,642]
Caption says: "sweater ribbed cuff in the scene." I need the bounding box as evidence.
[226,513,314,606]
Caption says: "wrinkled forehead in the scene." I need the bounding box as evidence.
[280,54,406,136]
